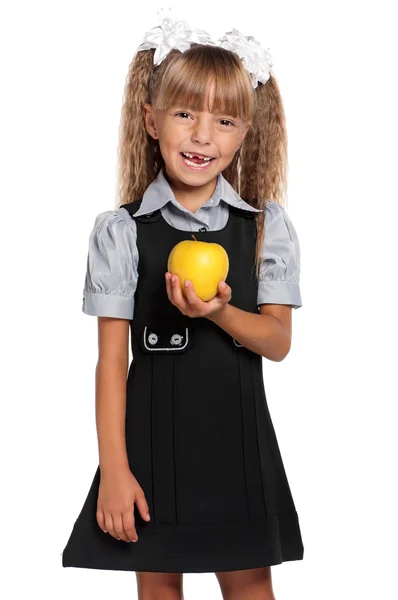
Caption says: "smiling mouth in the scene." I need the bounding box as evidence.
[180,152,216,167]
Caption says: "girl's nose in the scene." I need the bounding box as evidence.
[191,119,213,144]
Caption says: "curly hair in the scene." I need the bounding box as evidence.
[116,43,288,278]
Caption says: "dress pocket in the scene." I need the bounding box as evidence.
[141,324,192,354]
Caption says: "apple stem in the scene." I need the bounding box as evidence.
[191,234,197,242]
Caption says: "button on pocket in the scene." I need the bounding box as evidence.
[170,334,183,346]
[148,332,159,345]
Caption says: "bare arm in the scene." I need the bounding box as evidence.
[165,273,293,362]
[207,303,293,362]
[95,316,150,542]
[95,316,130,474]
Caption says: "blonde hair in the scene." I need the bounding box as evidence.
[116,43,288,277]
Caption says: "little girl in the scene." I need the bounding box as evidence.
[62,13,304,600]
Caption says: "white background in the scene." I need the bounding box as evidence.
[1,1,397,598]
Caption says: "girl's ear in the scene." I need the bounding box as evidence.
[143,103,158,139]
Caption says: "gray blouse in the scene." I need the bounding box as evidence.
[82,168,302,319]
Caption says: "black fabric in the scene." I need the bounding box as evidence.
[62,200,304,573]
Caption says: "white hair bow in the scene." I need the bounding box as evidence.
[136,12,272,88]
[217,29,273,88]
[136,11,215,67]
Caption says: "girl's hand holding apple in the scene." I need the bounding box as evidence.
[166,235,232,318]
[165,272,232,319]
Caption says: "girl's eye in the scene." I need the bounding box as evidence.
[175,113,234,127]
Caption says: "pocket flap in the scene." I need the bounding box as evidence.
[141,324,191,354]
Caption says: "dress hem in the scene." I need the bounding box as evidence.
[61,509,304,573]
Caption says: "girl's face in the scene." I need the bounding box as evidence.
[143,89,251,188]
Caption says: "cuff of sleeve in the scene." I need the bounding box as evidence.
[257,280,302,310]
[82,290,135,319]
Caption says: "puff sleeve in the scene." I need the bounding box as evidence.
[82,208,138,319]
[257,200,302,309]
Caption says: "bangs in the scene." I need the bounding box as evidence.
[152,44,255,121]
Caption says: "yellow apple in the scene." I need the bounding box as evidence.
[167,235,229,301]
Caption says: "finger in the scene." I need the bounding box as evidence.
[183,280,201,308]
[165,272,174,303]
[135,489,151,523]
[96,507,107,533]
[167,272,182,308]
[171,275,187,310]
[112,513,128,542]
[219,281,232,301]
[122,511,138,543]
[104,512,115,538]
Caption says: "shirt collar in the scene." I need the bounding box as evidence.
[132,167,262,217]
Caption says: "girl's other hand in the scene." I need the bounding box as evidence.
[165,272,232,319]
[96,468,151,543]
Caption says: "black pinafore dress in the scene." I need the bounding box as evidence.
[61,200,304,573]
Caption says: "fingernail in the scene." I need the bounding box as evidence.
[184,280,189,288]
[146,513,151,520]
